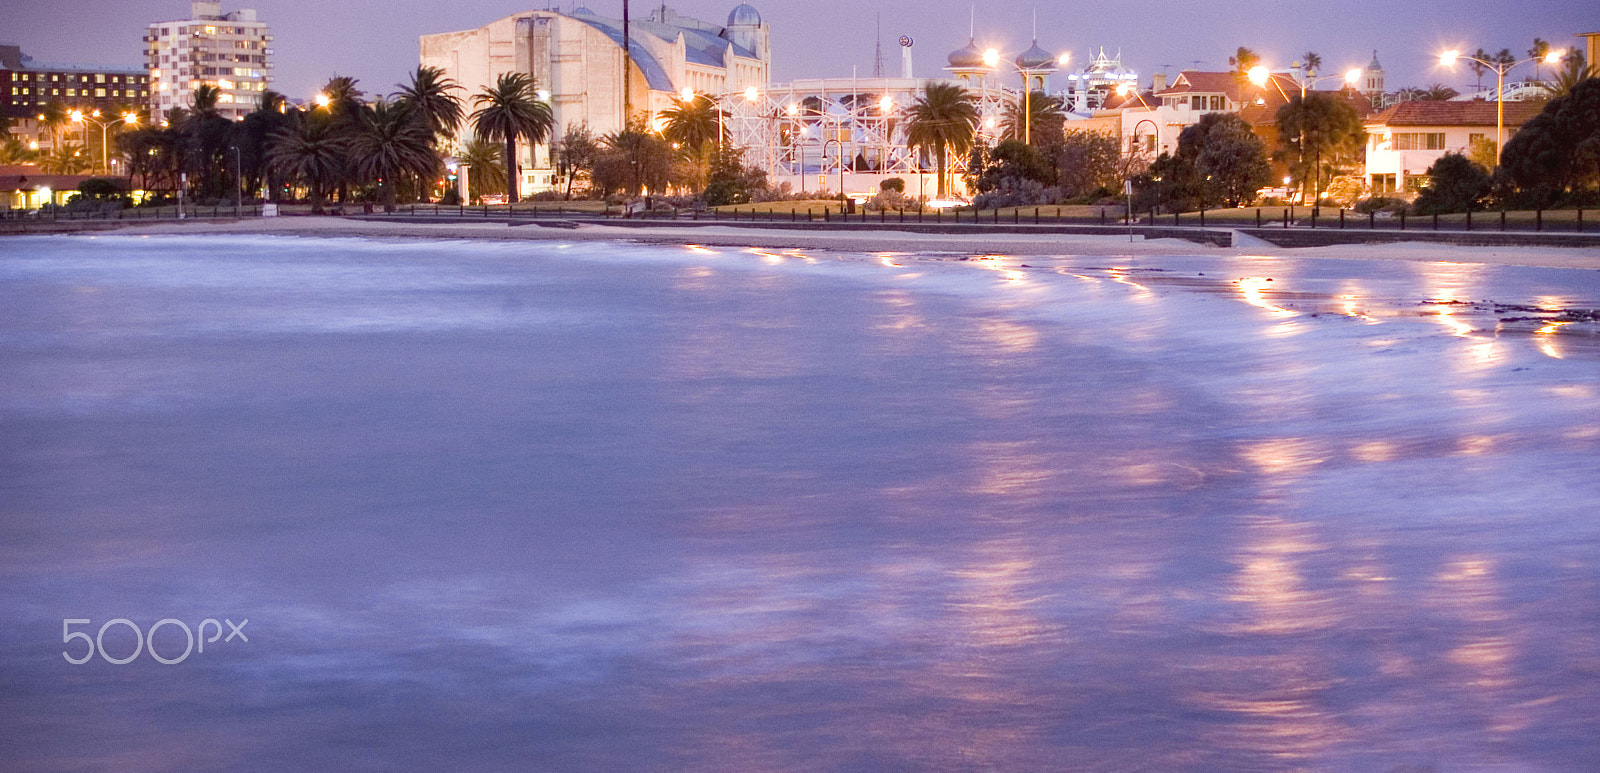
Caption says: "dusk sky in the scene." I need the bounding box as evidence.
[6,0,1595,101]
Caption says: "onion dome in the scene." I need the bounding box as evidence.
[572,6,595,15]
[727,4,761,26]
[1015,40,1056,70]
[947,38,985,68]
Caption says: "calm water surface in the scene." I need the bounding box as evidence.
[1,235,1598,771]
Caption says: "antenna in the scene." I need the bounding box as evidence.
[969,5,974,39]
[1032,8,1037,40]
[873,13,884,77]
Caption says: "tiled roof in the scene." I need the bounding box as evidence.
[1157,71,1243,102]
[1368,100,1543,127]
[1237,87,1374,126]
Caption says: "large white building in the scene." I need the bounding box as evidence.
[144,1,273,122]
[421,4,770,195]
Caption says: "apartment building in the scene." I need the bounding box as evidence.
[144,1,273,122]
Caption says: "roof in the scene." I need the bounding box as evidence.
[947,38,985,69]
[1157,71,1244,102]
[1367,100,1542,128]
[1098,90,1154,111]
[1237,85,1373,127]
[566,8,758,89]
[1015,41,1056,70]
[0,165,106,191]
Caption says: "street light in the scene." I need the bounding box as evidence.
[1439,47,1564,167]
[71,109,140,175]
[982,46,1069,145]
[1249,64,1361,99]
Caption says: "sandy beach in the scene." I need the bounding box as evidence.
[85,215,1600,271]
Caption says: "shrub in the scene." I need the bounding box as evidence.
[880,177,905,193]
[1411,153,1492,214]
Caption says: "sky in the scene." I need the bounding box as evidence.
[4,0,1594,100]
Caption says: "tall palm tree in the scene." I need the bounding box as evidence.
[347,100,438,212]
[1529,38,1551,81]
[1300,51,1322,77]
[393,65,464,143]
[1539,55,1600,98]
[268,112,347,214]
[470,72,554,204]
[458,138,506,202]
[1469,48,1492,91]
[321,76,366,127]
[904,82,979,198]
[1229,47,1260,85]
[659,93,726,153]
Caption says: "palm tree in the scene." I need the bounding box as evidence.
[458,138,506,202]
[1539,55,1600,98]
[659,93,726,153]
[1229,47,1260,86]
[268,112,347,214]
[1422,83,1460,101]
[1529,38,1551,81]
[347,100,438,212]
[320,76,365,126]
[393,65,464,143]
[470,72,554,204]
[40,143,90,174]
[1469,48,1492,91]
[1300,51,1322,77]
[1001,91,1065,145]
[0,135,40,165]
[904,82,979,198]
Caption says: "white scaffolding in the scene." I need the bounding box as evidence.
[716,76,1014,198]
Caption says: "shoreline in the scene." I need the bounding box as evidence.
[12,216,1600,271]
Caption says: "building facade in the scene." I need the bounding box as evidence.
[1363,100,1540,194]
[1,45,149,121]
[144,1,274,122]
[421,4,770,195]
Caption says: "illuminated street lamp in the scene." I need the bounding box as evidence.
[981,45,1069,145]
[1439,47,1564,167]
[71,109,140,175]
[1248,64,1361,99]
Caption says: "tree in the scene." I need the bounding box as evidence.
[1001,91,1066,147]
[268,111,347,213]
[555,122,600,199]
[592,118,672,196]
[1189,112,1272,207]
[1300,51,1323,77]
[1467,136,1498,171]
[458,139,506,202]
[1539,54,1599,99]
[1052,129,1122,200]
[701,144,768,205]
[0,134,40,165]
[659,94,726,153]
[40,142,90,174]
[904,82,979,198]
[393,65,463,143]
[1529,38,1551,81]
[1229,47,1260,87]
[347,100,438,211]
[1469,48,1492,91]
[1412,153,1492,214]
[1421,83,1460,101]
[1501,78,1600,204]
[470,72,554,204]
[234,90,292,202]
[1275,92,1366,204]
[973,139,1052,193]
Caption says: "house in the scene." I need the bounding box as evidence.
[0,164,102,210]
[1362,100,1542,194]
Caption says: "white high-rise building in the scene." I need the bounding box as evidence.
[144,1,273,122]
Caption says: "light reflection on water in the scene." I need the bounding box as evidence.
[1,235,1599,770]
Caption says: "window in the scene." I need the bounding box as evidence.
[1371,173,1396,193]
[1393,132,1445,150]
[1210,95,1225,110]
[1468,133,1485,145]
[96,73,105,83]
[1191,95,1203,110]
[95,88,106,97]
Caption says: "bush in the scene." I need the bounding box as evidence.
[1354,196,1406,214]
[867,189,920,212]
[1411,153,1492,214]
[880,177,905,193]
[439,188,462,206]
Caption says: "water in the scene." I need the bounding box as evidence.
[2,234,1598,771]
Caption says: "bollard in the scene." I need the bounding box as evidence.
[1536,208,1543,231]
[1311,207,1318,228]
[1199,209,1205,228]
[1339,208,1345,229]
[1173,210,1179,227]
[1466,209,1472,231]
[1099,208,1106,226]
[1578,209,1584,232]
[1034,207,1039,225]
[1283,208,1289,229]
[1400,210,1406,230]
[1432,212,1438,231]
[1500,210,1506,231]
[1256,208,1262,228]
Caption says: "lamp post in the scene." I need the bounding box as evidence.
[823,137,845,201]
[231,145,242,214]
[1440,48,1564,168]
[70,109,139,175]
[981,47,1070,146]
